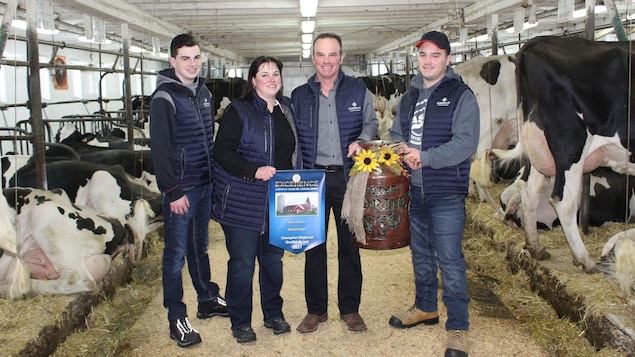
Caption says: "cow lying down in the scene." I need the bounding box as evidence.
[0,185,152,299]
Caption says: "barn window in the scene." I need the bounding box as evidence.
[40,67,51,101]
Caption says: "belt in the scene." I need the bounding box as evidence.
[316,165,343,173]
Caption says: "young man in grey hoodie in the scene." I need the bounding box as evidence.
[149,33,228,348]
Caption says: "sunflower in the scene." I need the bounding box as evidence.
[377,148,399,166]
[350,148,379,175]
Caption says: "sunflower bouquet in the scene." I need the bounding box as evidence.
[349,142,407,177]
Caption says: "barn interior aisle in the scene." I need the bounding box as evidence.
[2,182,631,356]
[103,217,549,357]
[45,195,625,357]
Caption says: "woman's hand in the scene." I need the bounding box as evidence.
[256,166,277,181]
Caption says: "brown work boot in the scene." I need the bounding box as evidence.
[340,312,367,331]
[388,305,439,328]
[296,313,328,333]
[445,330,469,357]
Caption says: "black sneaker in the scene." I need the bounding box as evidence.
[197,296,229,319]
[264,318,291,335]
[169,317,201,347]
[232,326,257,343]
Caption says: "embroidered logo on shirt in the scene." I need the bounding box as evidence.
[202,98,211,108]
[436,97,450,107]
[348,101,362,112]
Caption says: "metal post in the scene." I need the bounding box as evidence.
[121,24,134,150]
[26,0,47,189]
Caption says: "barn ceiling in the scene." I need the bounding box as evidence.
[3,0,635,67]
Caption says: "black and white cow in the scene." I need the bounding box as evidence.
[455,55,518,160]
[492,36,635,273]
[52,123,150,153]
[500,167,635,229]
[7,160,162,217]
[204,77,248,119]
[0,187,135,298]
[454,55,520,208]
[2,149,158,194]
[360,74,410,140]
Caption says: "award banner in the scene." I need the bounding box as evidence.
[269,169,325,254]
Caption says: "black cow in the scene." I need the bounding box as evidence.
[204,77,248,118]
[492,36,635,272]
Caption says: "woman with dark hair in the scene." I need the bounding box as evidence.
[211,56,301,343]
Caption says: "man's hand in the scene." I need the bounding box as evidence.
[347,140,364,158]
[402,147,422,170]
[170,195,190,215]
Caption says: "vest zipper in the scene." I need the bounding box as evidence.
[262,113,274,234]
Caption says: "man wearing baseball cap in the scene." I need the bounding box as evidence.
[387,30,479,357]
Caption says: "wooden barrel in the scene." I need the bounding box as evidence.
[354,141,410,250]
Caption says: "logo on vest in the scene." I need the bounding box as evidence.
[348,101,362,112]
[202,97,211,108]
[436,97,451,107]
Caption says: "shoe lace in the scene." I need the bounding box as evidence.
[215,296,227,307]
[176,317,198,339]
[450,330,466,343]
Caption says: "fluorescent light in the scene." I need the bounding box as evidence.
[302,43,312,50]
[301,20,316,33]
[302,49,311,58]
[302,33,313,44]
[300,0,318,17]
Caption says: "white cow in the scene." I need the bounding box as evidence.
[76,170,156,265]
[454,55,518,209]
[0,187,143,299]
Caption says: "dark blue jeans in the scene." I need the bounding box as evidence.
[222,224,285,330]
[162,184,220,321]
[409,186,470,331]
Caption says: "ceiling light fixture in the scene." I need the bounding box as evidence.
[302,43,312,50]
[300,0,318,17]
[301,20,316,33]
[302,49,311,58]
[302,33,313,44]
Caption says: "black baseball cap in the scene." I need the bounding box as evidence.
[415,31,450,53]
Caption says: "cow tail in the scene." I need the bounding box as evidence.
[490,142,526,174]
[127,199,154,266]
[9,258,30,299]
[601,229,635,299]
[0,194,30,299]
